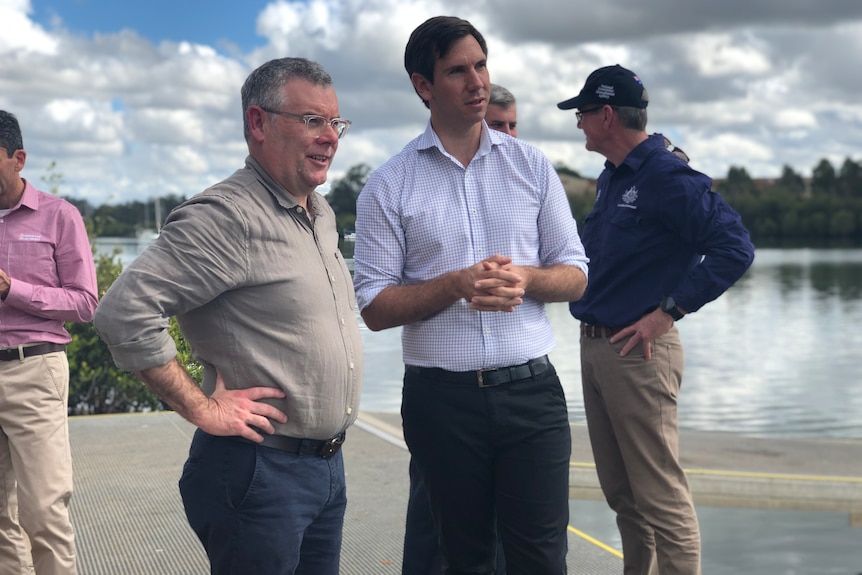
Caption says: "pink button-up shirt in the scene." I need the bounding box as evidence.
[0,180,98,347]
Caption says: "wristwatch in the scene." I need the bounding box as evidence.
[660,296,684,321]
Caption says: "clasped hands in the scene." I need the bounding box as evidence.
[466,254,526,313]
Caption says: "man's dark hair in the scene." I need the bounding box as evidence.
[404,16,487,108]
[240,57,333,141]
[0,111,23,158]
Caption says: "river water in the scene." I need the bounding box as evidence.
[355,248,862,574]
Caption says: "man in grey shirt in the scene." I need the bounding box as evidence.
[94,57,362,575]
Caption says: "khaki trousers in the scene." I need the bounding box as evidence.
[0,351,78,575]
[580,328,700,575]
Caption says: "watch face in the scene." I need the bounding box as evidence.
[661,297,683,320]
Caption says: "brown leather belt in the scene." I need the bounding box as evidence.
[580,323,623,338]
[0,343,66,362]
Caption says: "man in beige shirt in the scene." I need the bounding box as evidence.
[95,57,362,575]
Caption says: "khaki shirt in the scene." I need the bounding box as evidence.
[95,156,362,439]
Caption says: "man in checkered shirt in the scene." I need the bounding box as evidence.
[353,15,588,575]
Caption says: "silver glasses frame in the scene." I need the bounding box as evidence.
[261,108,351,139]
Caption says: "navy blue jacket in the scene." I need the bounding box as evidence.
[570,133,755,327]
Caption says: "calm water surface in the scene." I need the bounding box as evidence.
[356,248,862,574]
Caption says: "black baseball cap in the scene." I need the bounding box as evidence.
[557,64,649,110]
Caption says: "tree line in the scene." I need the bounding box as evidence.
[715,158,862,244]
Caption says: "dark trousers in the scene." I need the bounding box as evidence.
[402,362,570,575]
[403,456,507,574]
[179,430,347,575]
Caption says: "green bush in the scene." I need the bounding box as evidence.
[67,249,202,415]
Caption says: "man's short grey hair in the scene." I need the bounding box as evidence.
[614,106,648,131]
[489,84,516,108]
[241,57,333,141]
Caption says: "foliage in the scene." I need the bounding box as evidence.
[716,166,757,196]
[67,250,204,414]
[326,163,371,236]
[566,192,595,234]
[170,315,203,385]
[66,250,164,414]
[718,158,862,244]
[41,161,63,195]
[554,163,582,179]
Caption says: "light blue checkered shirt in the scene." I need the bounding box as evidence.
[354,122,588,372]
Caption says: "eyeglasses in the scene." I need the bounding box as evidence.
[575,107,604,122]
[261,108,352,139]
[668,145,690,163]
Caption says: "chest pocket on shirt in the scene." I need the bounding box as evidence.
[607,209,650,252]
[8,241,55,272]
[608,209,642,232]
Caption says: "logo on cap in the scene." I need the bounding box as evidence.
[596,84,615,100]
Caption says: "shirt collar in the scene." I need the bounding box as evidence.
[244,155,319,217]
[417,120,495,164]
[7,179,40,213]
[606,132,667,173]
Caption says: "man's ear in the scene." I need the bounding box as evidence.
[411,72,433,103]
[247,106,267,143]
[13,149,26,172]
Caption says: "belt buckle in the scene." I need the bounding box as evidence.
[319,435,344,459]
[477,368,500,388]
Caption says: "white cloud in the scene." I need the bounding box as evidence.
[773,110,816,130]
[0,0,57,54]
[687,33,771,77]
[1,0,861,205]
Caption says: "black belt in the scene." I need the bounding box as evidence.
[0,343,66,362]
[580,323,624,338]
[250,432,346,459]
[406,355,551,388]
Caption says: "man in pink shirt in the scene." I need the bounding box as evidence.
[0,110,98,575]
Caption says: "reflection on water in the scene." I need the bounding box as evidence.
[358,248,862,439]
[678,248,862,439]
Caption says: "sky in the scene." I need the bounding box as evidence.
[2,0,862,207]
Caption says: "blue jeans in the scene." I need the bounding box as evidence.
[179,430,347,575]
[402,362,570,575]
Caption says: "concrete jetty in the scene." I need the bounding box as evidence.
[63,410,861,574]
